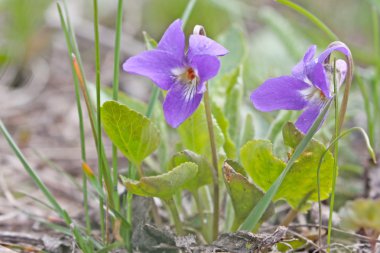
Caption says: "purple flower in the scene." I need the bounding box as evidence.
[250,44,351,133]
[123,19,228,127]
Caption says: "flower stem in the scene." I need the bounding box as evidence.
[112,0,124,212]
[165,198,184,235]
[327,59,339,252]
[93,0,109,243]
[203,84,219,240]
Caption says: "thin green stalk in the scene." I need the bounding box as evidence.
[92,0,107,243]
[317,126,376,245]
[112,0,124,212]
[58,3,114,240]
[165,198,184,235]
[125,163,137,252]
[56,3,91,235]
[203,85,220,240]
[275,0,338,41]
[327,60,339,252]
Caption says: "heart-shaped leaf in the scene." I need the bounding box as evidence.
[101,101,160,166]
[223,161,274,231]
[120,162,198,199]
[168,150,213,192]
[240,123,334,210]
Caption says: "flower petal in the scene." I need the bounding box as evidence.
[187,35,228,60]
[307,62,331,98]
[317,43,351,64]
[190,55,220,93]
[336,59,347,86]
[250,76,310,112]
[295,102,325,134]
[157,19,185,59]
[163,83,203,128]
[123,50,181,90]
[292,45,316,79]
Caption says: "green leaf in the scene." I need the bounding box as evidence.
[240,123,334,210]
[120,162,198,199]
[339,198,380,233]
[168,150,213,192]
[224,159,246,177]
[223,161,274,231]
[212,103,237,159]
[101,101,160,166]
[178,104,224,158]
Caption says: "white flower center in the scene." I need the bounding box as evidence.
[171,67,200,102]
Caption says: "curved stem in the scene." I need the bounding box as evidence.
[327,59,339,251]
[317,127,376,248]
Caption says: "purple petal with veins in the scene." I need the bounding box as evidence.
[123,19,227,127]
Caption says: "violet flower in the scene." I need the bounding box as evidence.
[250,44,351,133]
[123,19,228,127]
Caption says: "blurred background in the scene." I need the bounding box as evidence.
[0,0,378,232]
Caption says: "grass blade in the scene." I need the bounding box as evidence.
[275,0,338,41]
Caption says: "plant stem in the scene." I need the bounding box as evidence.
[203,84,219,240]
[165,198,184,235]
[93,0,107,243]
[112,0,124,212]
[280,209,298,227]
[125,163,137,252]
[327,60,339,252]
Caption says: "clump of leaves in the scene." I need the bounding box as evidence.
[240,122,334,211]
